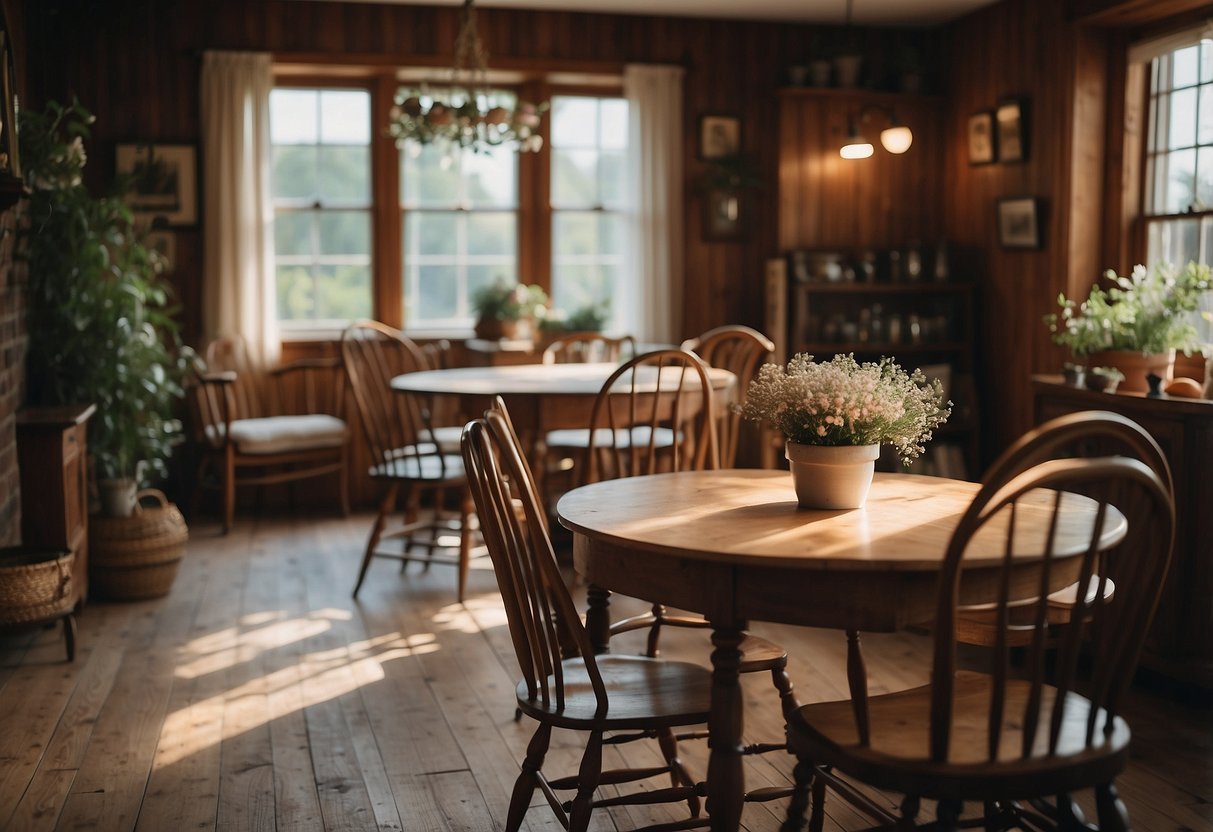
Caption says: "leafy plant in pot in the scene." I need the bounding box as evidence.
[1045,261,1212,392]
[471,280,548,341]
[20,99,192,518]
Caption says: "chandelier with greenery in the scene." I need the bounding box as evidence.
[388,0,548,154]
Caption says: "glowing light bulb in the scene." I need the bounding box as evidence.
[840,141,874,160]
[880,125,913,154]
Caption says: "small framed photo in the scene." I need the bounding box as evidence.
[996,98,1028,163]
[699,115,741,160]
[115,143,198,227]
[997,196,1042,249]
[967,111,995,165]
[702,188,744,241]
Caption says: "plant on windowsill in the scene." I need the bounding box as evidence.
[736,353,950,510]
[471,279,548,341]
[538,300,610,335]
[1044,261,1212,393]
[20,99,193,518]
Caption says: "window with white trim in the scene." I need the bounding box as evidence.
[1144,34,1213,340]
[269,87,374,329]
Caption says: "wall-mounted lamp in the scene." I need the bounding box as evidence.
[839,104,913,159]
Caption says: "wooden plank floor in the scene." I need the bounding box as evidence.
[0,513,1210,831]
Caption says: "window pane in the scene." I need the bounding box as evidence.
[1203,41,1213,84]
[319,90,370,144]
[598,213,625,256]
[277,265,314,321]
[553,149,599,207]
[406,212,458,257]
[318,146,370,204]
[270,89,318,145]
[467,264,516,300]
[402,143,461,207]
[318,212,370,255]
[315,265,372,320]
[1201,86,1213,146]
[413,264,458,322]
[272,146,317,201]
[1174,45,1200,88]
[600,99,628,150]
[600,151,627,210]
[554,212,598,257]
[1166,148,1197,212]
[467,213,517,257]
[1199,147,1213,209]
[1147,218,1200,266]
[1153,92,1168,151]
[275,212,312,256]
[551,263,600,313]
[552,98,598,148]
[1170,87,1197,149]
[463,151,517,208]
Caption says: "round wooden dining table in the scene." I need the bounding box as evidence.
[556,468,1128,832]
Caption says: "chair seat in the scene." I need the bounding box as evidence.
[516,655,711,729]
[786,671,1130,803]
[545,425,677,450]
[370,451,466,482]
[422,425,465,455]
[206,414,348,455]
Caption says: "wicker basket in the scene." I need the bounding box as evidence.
[0,547,75,624]
[90,489,188,600]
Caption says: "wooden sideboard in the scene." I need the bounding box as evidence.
[1033,377,1213,691]
[16,404,95,608]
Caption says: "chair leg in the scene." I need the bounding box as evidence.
[569,729,603,832]
[771,660,799,720]
[936,799,962,831]
[457,488,473,603]
[1055,792,1086,830]
[780,757,812,832]
[808,764,828,832]
[353,483,398,599]
[338,448,350,517]
[1095,783,1129,832]
[506,722,551,832]
[657,727,700,818]
[223,447,237,534]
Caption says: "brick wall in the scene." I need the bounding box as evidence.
[0,208,26,547]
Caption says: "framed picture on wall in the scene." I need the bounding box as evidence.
[967,111,995,165]
[699,115,741,159]
[702,189,744,241]
[115,143,198,227]
[996,98,1028,163]
[997,196,1042,249]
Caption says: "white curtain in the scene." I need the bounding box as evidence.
[200,51,279,367]
[623,64,685,344]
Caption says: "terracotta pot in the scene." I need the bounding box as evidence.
[473,317,520,341]
[1086,350,1174,394]
[785,441,880,510]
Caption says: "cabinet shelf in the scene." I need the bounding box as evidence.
[793,281,972,295]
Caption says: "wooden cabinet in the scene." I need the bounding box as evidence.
[16,404,95,607]
[1033,378,1213,691]
[779,274,979,478]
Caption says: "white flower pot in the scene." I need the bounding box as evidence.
[785,441,880,510]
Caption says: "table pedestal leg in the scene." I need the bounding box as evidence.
[586,584,611,655]
[708,622,746,831]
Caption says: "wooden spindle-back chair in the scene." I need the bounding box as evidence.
[540,331,636,365]
[680,325,774,468]
[784,455,1175,830]
[341,321,476,601]
[462,403,712,832]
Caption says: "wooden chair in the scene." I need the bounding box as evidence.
[341,321,476,601]
[956,410,1173,646]
[462,403,712,832]
[783,455,1175,831]
[417,337,463,455]
[190,335,349,533]
[680,325,774,468]
[540,331,636,365]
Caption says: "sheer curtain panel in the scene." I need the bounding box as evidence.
[624,64,685,344]
[201,51,279,367]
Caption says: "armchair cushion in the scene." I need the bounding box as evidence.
[545,425,676,450]
[206,414,348,455]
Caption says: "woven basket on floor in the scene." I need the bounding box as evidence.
[90,489,188,600]
[0,547,75,624]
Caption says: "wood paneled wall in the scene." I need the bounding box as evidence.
[24,0,944,350]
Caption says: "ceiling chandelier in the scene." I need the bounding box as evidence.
[388,0,548,154]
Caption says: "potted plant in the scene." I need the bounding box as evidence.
[471,279,548,341]
[736,353,951,509]
[1086,366,1124,394]
[21,99,191,517]
[1045,261,1212,392]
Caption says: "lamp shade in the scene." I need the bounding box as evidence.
[880,125,914,154]
[840,141,874,159]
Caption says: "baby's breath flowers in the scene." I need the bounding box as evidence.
[736,354,952,465]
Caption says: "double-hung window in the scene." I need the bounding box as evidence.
[1143,33,1213,338]
[269,87,374,330]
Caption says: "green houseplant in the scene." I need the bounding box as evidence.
[471,279,548,340]
[1045,261,1212,392]
[21,99,191,516]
